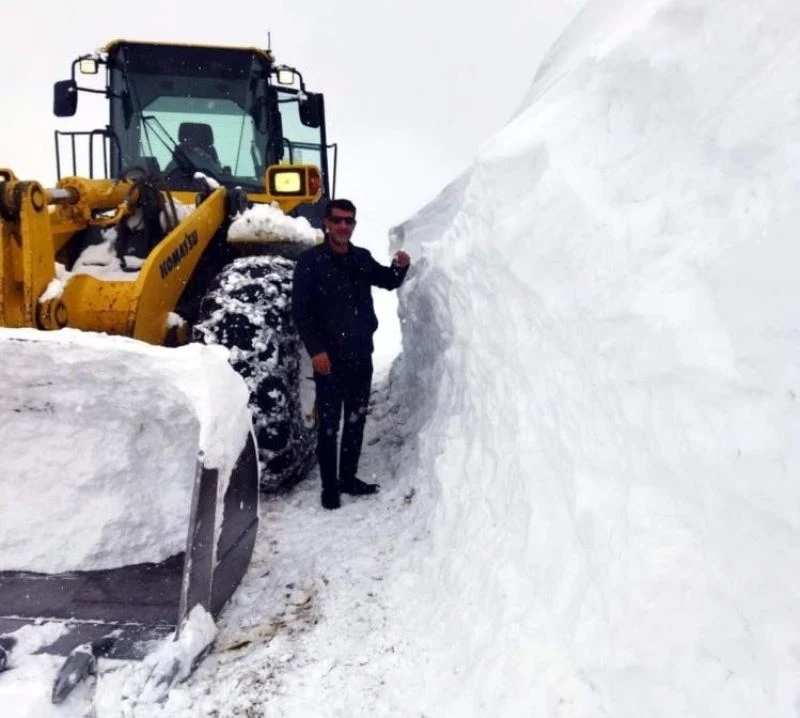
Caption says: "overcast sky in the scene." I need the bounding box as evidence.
[2,0,584,239]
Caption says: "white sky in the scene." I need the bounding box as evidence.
[0,0,585,234]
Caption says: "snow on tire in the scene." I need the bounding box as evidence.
[193,255,316,492]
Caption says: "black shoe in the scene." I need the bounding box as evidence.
[339,477,379,495]
[321,489,341,510]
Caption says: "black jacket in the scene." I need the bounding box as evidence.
[292,240,408,363]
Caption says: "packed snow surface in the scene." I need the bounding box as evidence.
[3,0,800,715]
[0,329,252,572]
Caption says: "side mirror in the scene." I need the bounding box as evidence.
[53,79,78,117]
[299,93,323,129]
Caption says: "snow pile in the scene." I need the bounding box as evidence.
[228,202,322,245]
[45,227,140,285]
[0,329,253,573]
[69,227,132,277]
[389,0,800,715]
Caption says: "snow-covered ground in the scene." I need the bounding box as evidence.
[3,0,800,715]
[0,372,422,717]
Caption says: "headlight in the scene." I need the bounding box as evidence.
[270,170,303,194]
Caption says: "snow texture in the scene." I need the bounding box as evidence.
[227,202,322,244]
[0,329,252,572]
[3,0,800,715]
[138,606,218,705]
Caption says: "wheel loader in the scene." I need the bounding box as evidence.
[0,39,333,701]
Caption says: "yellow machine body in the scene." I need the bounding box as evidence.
[0,166,320,345]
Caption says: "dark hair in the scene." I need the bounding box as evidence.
[324,198,357,218]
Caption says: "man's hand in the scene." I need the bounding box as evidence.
[311,351,332,375]
[392,250,411,268]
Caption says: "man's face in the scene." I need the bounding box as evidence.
[325,208,357,249]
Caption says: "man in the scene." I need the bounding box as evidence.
[292,199,411,510]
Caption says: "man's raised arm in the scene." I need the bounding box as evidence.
[369,250,411,290]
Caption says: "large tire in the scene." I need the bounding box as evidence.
[193,255,316,492]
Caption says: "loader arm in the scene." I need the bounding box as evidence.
[0,169,229,344]
[60,187,229,344]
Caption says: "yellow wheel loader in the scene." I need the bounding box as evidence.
[0,40,334,701]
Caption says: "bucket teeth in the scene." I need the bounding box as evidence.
[51,636,116,704]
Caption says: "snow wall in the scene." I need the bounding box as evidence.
[389,0,800,715]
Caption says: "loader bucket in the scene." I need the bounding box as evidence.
[0,329,259,662]
[0,438,258,660]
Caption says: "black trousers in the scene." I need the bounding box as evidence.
[314,357,373,491]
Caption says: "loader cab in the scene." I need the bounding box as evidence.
[53,41,335,217]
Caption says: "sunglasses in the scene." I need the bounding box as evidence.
[327,216,356,226]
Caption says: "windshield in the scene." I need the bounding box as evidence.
[108,44,276,191]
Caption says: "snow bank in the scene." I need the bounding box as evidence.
[390,0,800,715]
[0,329,253,573]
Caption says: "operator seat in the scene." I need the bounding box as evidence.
[163,122,224,189]
[178,122,219,163]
